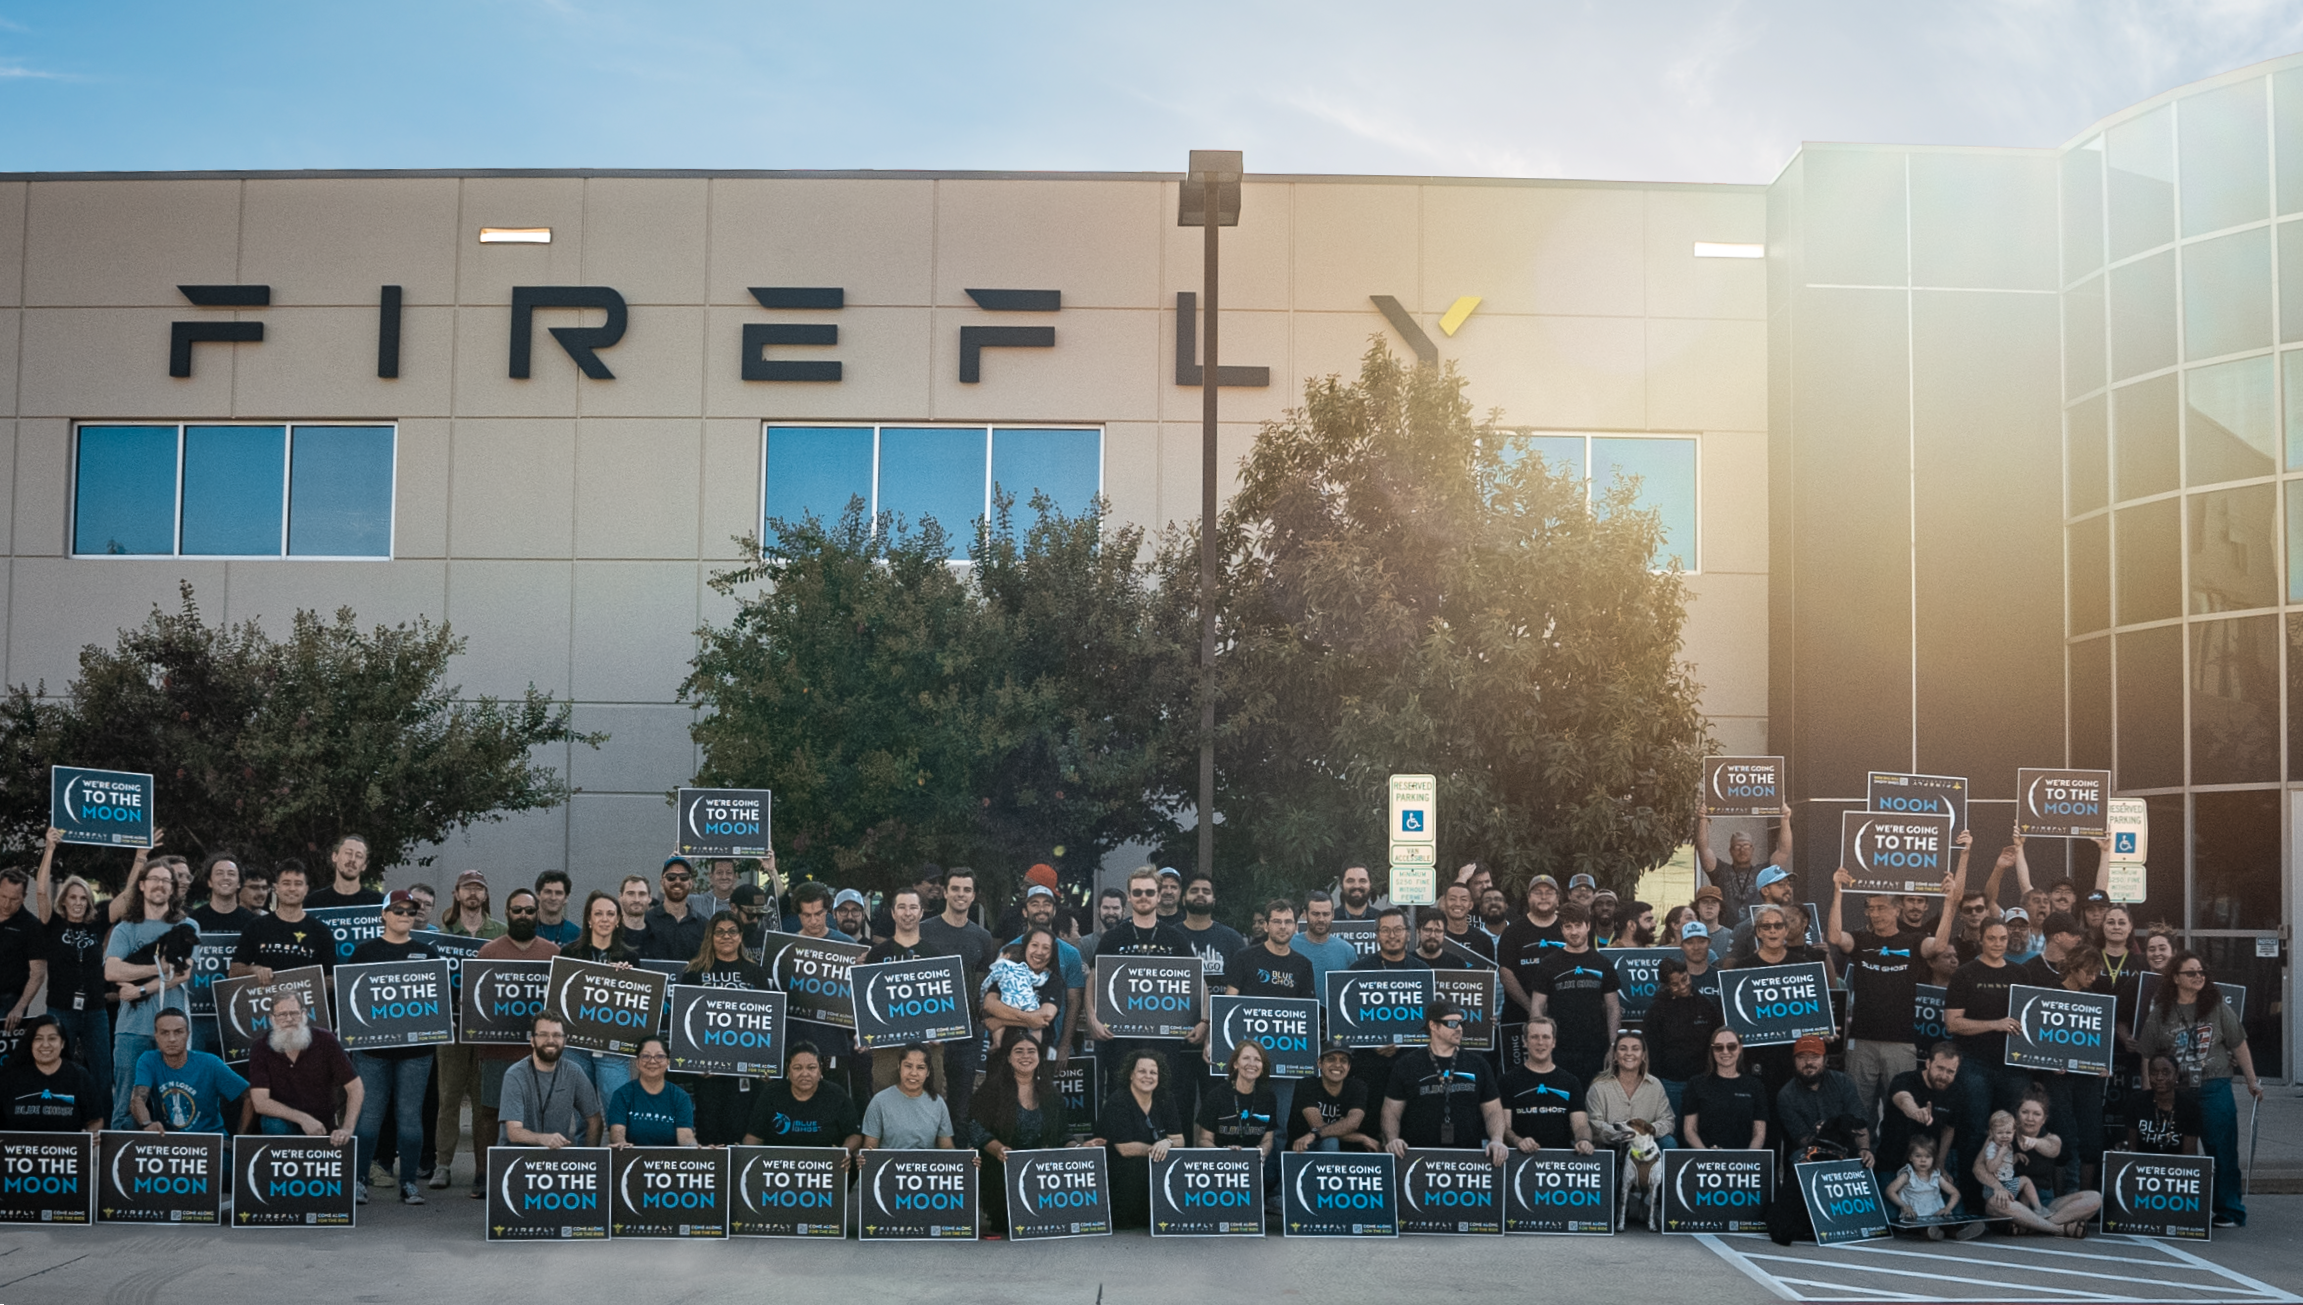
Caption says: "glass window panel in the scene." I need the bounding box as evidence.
[2110,251,2177,380]
[2113,374,2179,500]
[2109,105,2177,260]
[2287,614,2303,775]
[2063,140,2105,282]
[2069,514,2109,633]
[72,425,177,556]
[2070,636,2111,770]
[2290,480,2303,602]
[2068,395,2108,514]
[181,426,285,556]
[990,428,1100,522]
[2280,68,2303,214]
[2180,227,2272,360]
[2191,789,2279,930]
[2179,78,2270,237]
[2064,277,2106,398]
[2184,354,2276,485]
[2190,616,2279,784]
[877,427,987,559]
[763,426,874,548]
[286,427,394,557]
[1590,437,1697,570]
[2116,624,2184,790]
[2116,497,2182,624]
[2278,223,2303,343]
[2132,794,2188,927]
[2188,483,2277,613]
[1501,434,1586,483]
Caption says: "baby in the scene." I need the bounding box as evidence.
[1887,1137,1979,1240]
[1972,1110,2036,1210]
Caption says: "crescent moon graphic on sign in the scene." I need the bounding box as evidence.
[244,1145,268,1205]
[2026,775,2043,821]
[61,776,78,819]
[688,797,706,841]
[1403,1156,1423,1211]
[2016,995,2036,1040]
[110,1138,129,1199]
[500,1156,523,1213]
[557,971,583,1023]
[738,1155,756,1211]
[1104,967,1125,1020]
[1733,975,1756,1026]
[1675,1155,1695,1211]
[1163,1157,1183,1213]
[347,975,370,1028]
[683,994,702,1051]
[873,1157,896,1217]
[1337,978,1360,1029]
[1293,1158,1314,1213]
[1710,766,1728,801]
[1853,819,1875,871]
[621,1155,641,1210]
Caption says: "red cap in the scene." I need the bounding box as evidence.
[385,889,419,910]
[1025,864,1058,889]
[454,869,487,888]
[1793,1034,1828,1056]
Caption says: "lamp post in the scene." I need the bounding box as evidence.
[1179,150,1241,885]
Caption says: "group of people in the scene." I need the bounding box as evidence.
[0,818,2269,1243]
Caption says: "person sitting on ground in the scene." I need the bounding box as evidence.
[1092,1047,1184,1231]
[1974,1096,2101,1237]
[861,1044,956,1150]
[1585,1029,1675,1151]
[0,1016,106,1132]
[245,991,359,1145]
[743,1042,863,1155]
[1886,1136,1980,1240]
[131,1008,245,1136]
[1289,1046,1378,1153]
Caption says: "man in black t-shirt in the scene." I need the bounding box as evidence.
[917,869,998,1128]
[1344,910,1431,1105]
[303,835,383,910]
[1223,901,1317,1131]
[1438,882,1495,963]
[188,855,258,934]
[1290,1048,1378,1152]
[0,872,49,1029]
[1088,868,1208,1124]
[1380,1000,1506,1159]
[1499,1016,1592,1152]
[230,864,328,981]
[1877,1042,1965,1176]
[1528,905,1619,1085]
[1495,876,1566,1021]
[1831,861,1961,1127]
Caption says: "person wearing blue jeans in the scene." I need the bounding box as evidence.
[101,859,198,1128]
[353,1049,434,1203]
[2136,950,2262,1228]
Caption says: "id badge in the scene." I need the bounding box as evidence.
[72,993,85,1011]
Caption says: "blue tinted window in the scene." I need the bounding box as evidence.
[1592,437,1699,570]
[73,426,178,555]
[878,427,987,558]
[288,426,394,557]
[1501,434,1586,482]
[181,426,285,555]
[991,428,1100,520]
[764,426,874,547]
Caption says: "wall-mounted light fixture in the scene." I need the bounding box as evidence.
[479,227,552,244]
[1692,241,1763,259]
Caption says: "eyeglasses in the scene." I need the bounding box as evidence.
[1712,1043,1741,1053]
[386,906,418,917]
[1756,922,1787,931]
[1436,1018,1464,1029]
[507,906,539,917]
[712,925,742,937]
[2175,967,2206,977]
[637,1052,669,1062]
[663,874,693,884]
[1128,888,1158,897]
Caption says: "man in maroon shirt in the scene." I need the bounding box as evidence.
[246,991,360,1146]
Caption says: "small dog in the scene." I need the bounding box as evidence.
[119,922,201,979]
[1619,1119,1665,1232]
[1767,1113,1870,1246]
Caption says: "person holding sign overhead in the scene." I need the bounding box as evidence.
[2135,950,2260,1228]
[1696,803,1793,924]
[1831,852,1964,1127]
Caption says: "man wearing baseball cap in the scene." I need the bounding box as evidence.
[1380,998,1508,1161]
[1774,1034,1869,1168]
[1695,802,1794,924]
[830,888,871,944]
[1497,874,1567,1025]
[640,856,707,961]
[347,891,442,1204]
[1566,874,1597,909]
[1691,885,1732,961]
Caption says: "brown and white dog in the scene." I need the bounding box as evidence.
[1619,1119,1665,1231]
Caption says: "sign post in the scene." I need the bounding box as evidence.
[2107,798,2149,861]
[674,787,771,859]
[1387,771,1436,867]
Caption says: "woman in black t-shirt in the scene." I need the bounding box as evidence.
[1092,1048,1183,1229]
[1680,1030,1768,1150]
[682,911,770,1142]
[971,1028,1072,1236]
[1197,1040,1278,1157]
[37,874,114,1093]
[0,1018,105,1131]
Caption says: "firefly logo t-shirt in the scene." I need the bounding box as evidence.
[606,1080,695,1147]
[232,913,327,973]
[1222,946,1315,999]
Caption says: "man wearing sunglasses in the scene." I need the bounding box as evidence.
[641,857,708,962]
[1085,867,1204,1121]
[465,889,559,1198]
[1380,998,1508,1162]
[347,890,441,1205]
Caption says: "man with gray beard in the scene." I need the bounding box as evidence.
[246,991,361,1149]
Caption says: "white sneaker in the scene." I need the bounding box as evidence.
[427,1169,451,1190]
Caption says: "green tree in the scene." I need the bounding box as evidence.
[1170,341,1714,897]
[684,496,1184,899]
[0,583,599,880]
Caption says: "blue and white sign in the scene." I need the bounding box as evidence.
[1716,963,1834,1049]
[675,787,771,858]
[2005,984,2114,1076]
[50,765,153,848]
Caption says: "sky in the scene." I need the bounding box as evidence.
[4,1,2303,183]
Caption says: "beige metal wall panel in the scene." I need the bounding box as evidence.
[447,417,575,558]
[24,179,241,307]
[241,177,461,306]
[0,182,25,307]
[707,178,937,307]
[392,418,451,559]
[1292,184,1421,313]
[19,308,235,418]
[451,304,582,418]
[1158,181,1295,313]
[1423,185,1647,319]
[1642,190,1767,321]
[703,304,932,420]
[1153,305,1293,427]
[7,556,228,686]
[454,177,586,302]
[1697,429,1769,575]
[581,177,709,306]
[569,560,701,702]
[1681,569,1770,721]
[567,304,707,419]
[574,417,704,559]
[926,305,1158,423]
[230,305,451,419]
[933,179,1164,310]
[1451,313,1649,430]
[9,418,67,557]
[1646,317,1767,433]
[443,559,573,698]
[568,703,699,796]
[697,418,761,562]
[221,558,447,633]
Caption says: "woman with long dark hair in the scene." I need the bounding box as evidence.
[971,1027,1072,1236]
[2136,949,2260,1227]
[556,892,638,1099]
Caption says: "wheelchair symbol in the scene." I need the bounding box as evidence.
[2114,832,2136,855]
[1401,811,1425,833]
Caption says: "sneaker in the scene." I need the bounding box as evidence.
[368,1163,394,1188]
[1926,1225,1946,1240]
[355,1187,369,1206]
[401,1182,426,1206]
[2212,1214,2240,1228]
[1953,1220,1987,1241]
[427,1169,451,1190]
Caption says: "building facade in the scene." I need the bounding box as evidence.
[2,57,2293,1069]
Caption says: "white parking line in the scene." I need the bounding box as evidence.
[1693,1231,2303,1304]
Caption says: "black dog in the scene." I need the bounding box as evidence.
[118,922,201,978]
[1767,1113,1870,1246]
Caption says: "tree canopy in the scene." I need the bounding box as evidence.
[0,583,598,881]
